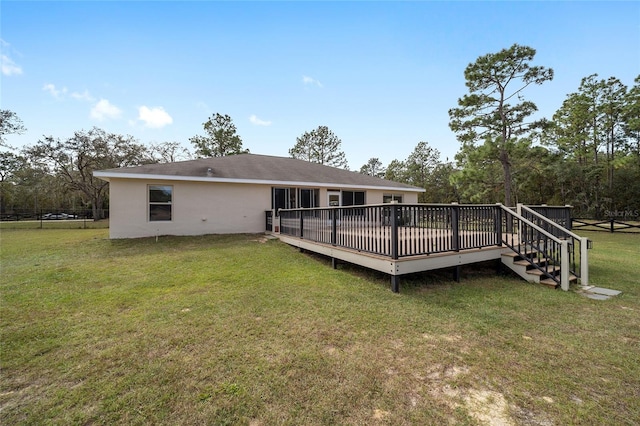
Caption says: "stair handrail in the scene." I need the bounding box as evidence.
[520,205,582,240]
[500,205,563,244]
[500,205,571,291]
[520,205,589,286]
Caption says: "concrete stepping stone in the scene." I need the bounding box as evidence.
[579,286,622,300]
[589,287,622,297]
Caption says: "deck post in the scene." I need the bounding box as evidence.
[451,203,460,252]
[300,212,304,238]
[390,204,399,260]
[495,204,503,244]
[332,257,338,269]
[331,209,337,245]
[274,213,281,234]
[453,266,461,282]
[560,240,570,291]
[391,275,400,293]
[565,205,573,231]
[516,203,523,244]
[580,237,589,286]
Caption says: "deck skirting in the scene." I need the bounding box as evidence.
[277,234,504,276]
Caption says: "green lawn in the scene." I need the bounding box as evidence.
[1,229,639,425]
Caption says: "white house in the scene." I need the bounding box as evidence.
[94,153,425,239]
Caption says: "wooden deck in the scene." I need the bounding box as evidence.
[273,203,585,292]
[277,232,506,276]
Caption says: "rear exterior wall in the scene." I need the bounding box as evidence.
[108,179,270,239]
[107,179,420,239]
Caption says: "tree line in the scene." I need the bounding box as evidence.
[1,44,638,219]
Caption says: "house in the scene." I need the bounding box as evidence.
[94,153,425,239]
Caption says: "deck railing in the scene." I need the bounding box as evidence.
[278,203,503,259]
[265,210,273,232]
[519,205,589,286]
[500,205,569,289]
[275,203,586,291]
[522,205,573,234]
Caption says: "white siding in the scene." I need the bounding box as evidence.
[108,179,420,238]
[109,179,270,238]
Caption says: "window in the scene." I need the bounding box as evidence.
[273,188,288,212]
[342,191,365,206]
[149,185,172,221]
[289,188,297,210]
[299,189,320,208]
[383,194,403,204]
[272,187,299,214]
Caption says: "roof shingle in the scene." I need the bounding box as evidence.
[96,153,423,191]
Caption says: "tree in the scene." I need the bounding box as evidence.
[0,152,26,212]
[359,157,385,177]
[405,141,440,196]
[548,91,593,165]
[289,126,348,169]
[0,110,26,148]
[25,127,152,220]
[599,76,627,193]
[546,74,632,216]
[623,76,640,165]
[384,159,408,183]
[451,143,506,203]
[449,44,554,206]
[190,113,247,158]
[426,162,461,203]
[150,141,192,163]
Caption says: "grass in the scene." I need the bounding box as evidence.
[1,229,639,425]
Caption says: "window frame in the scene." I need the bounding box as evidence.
[342,190,366,206]
[272,187,321,214]
[148,184,173,222]
[383,194,404,204]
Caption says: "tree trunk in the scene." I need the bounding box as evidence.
[500,148,513,206]
[91,191,104,221]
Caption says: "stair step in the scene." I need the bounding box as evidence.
[539,278,559,288]
[513,258,547,267]
[540,275,577,288]
[526,265,561,276]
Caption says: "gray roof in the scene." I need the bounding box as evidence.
[95,153,423,192]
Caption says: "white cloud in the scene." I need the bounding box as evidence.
[90,99,122,121]
[42,83,67,99]
[249,114,272,126]
[1,40,23,76]
[43,83,94,102]
[70,90,94,101]
[1,54,22,76]
[137,106,173,128]
[302,75,323,88]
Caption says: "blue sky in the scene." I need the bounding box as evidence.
[1,1,638,169]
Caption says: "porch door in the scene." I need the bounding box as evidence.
[327,190,341,207]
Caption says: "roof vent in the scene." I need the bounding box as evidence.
[206,167,213,177]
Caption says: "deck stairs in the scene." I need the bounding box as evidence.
[501,246,578,289]
[498,205,589,290]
